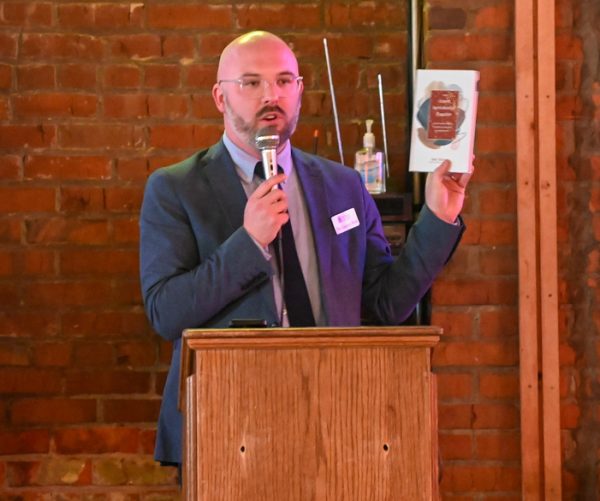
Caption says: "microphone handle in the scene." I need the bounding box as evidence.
[260,148,278,182]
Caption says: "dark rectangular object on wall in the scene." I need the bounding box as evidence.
[374,192,413,254]
[373,192,413,222]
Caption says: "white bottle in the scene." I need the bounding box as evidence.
[354,119,386,194]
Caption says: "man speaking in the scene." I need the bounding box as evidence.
[139,30,472,471]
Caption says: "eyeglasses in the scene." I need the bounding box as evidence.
[218,75,303,98]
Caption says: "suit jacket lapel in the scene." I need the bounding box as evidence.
[203,140,247,234]
[292,149,335,322]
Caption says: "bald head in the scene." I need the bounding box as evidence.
[217,31,299,81]
[212,30,303,156]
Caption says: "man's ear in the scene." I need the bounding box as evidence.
[212,83,225,113]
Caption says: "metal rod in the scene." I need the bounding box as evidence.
[323,38,344,165]
[377,74,390,178]
[409,0,423,207]
[410,0,419,97]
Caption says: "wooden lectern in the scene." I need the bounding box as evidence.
[179,326,440,500]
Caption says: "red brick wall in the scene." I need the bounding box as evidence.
[425,0,521,498]
[557,0,600,498]
[4,0,591,498]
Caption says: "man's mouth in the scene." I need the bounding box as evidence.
[261,113,279,122]
[258,107,284,122]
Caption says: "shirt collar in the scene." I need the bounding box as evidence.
[222,132,293,182]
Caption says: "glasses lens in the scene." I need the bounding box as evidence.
[238,77,300,98]
[239,78,262,97]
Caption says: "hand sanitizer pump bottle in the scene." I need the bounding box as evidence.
[354,119,386,194]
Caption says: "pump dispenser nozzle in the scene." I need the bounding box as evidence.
[363,119,376,149]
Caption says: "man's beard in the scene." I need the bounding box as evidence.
[224,95,301,150]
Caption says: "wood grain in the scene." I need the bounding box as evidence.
[181,327,439,500]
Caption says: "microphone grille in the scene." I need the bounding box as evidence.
[255,127,280,150]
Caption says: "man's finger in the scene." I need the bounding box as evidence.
[457,171,472,188]
[454,158,475,187]
[435,159,452,174]
[253,173,287,197]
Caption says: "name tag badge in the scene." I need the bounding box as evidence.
[331,208,360,235]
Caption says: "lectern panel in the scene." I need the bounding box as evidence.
[193,345,432,500]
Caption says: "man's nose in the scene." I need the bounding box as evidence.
[261,80,279,102]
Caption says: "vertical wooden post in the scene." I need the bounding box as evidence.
[515,0,541,493]
[515,0,562,498]
[536,0,562,497]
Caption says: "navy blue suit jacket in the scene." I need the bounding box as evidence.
[139,140,463,463]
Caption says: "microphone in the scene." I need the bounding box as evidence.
[255,126,284,327]
[255,126,280,182]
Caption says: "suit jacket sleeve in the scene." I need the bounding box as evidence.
[139,165,273,341]
[360,186,464,325]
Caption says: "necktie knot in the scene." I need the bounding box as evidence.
[254,161,265,180]
[254,161,283,180]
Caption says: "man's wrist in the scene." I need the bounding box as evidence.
[244,228,271,260]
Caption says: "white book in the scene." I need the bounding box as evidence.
[408,69,479,173]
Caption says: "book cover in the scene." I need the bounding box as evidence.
[408,69,480,173]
